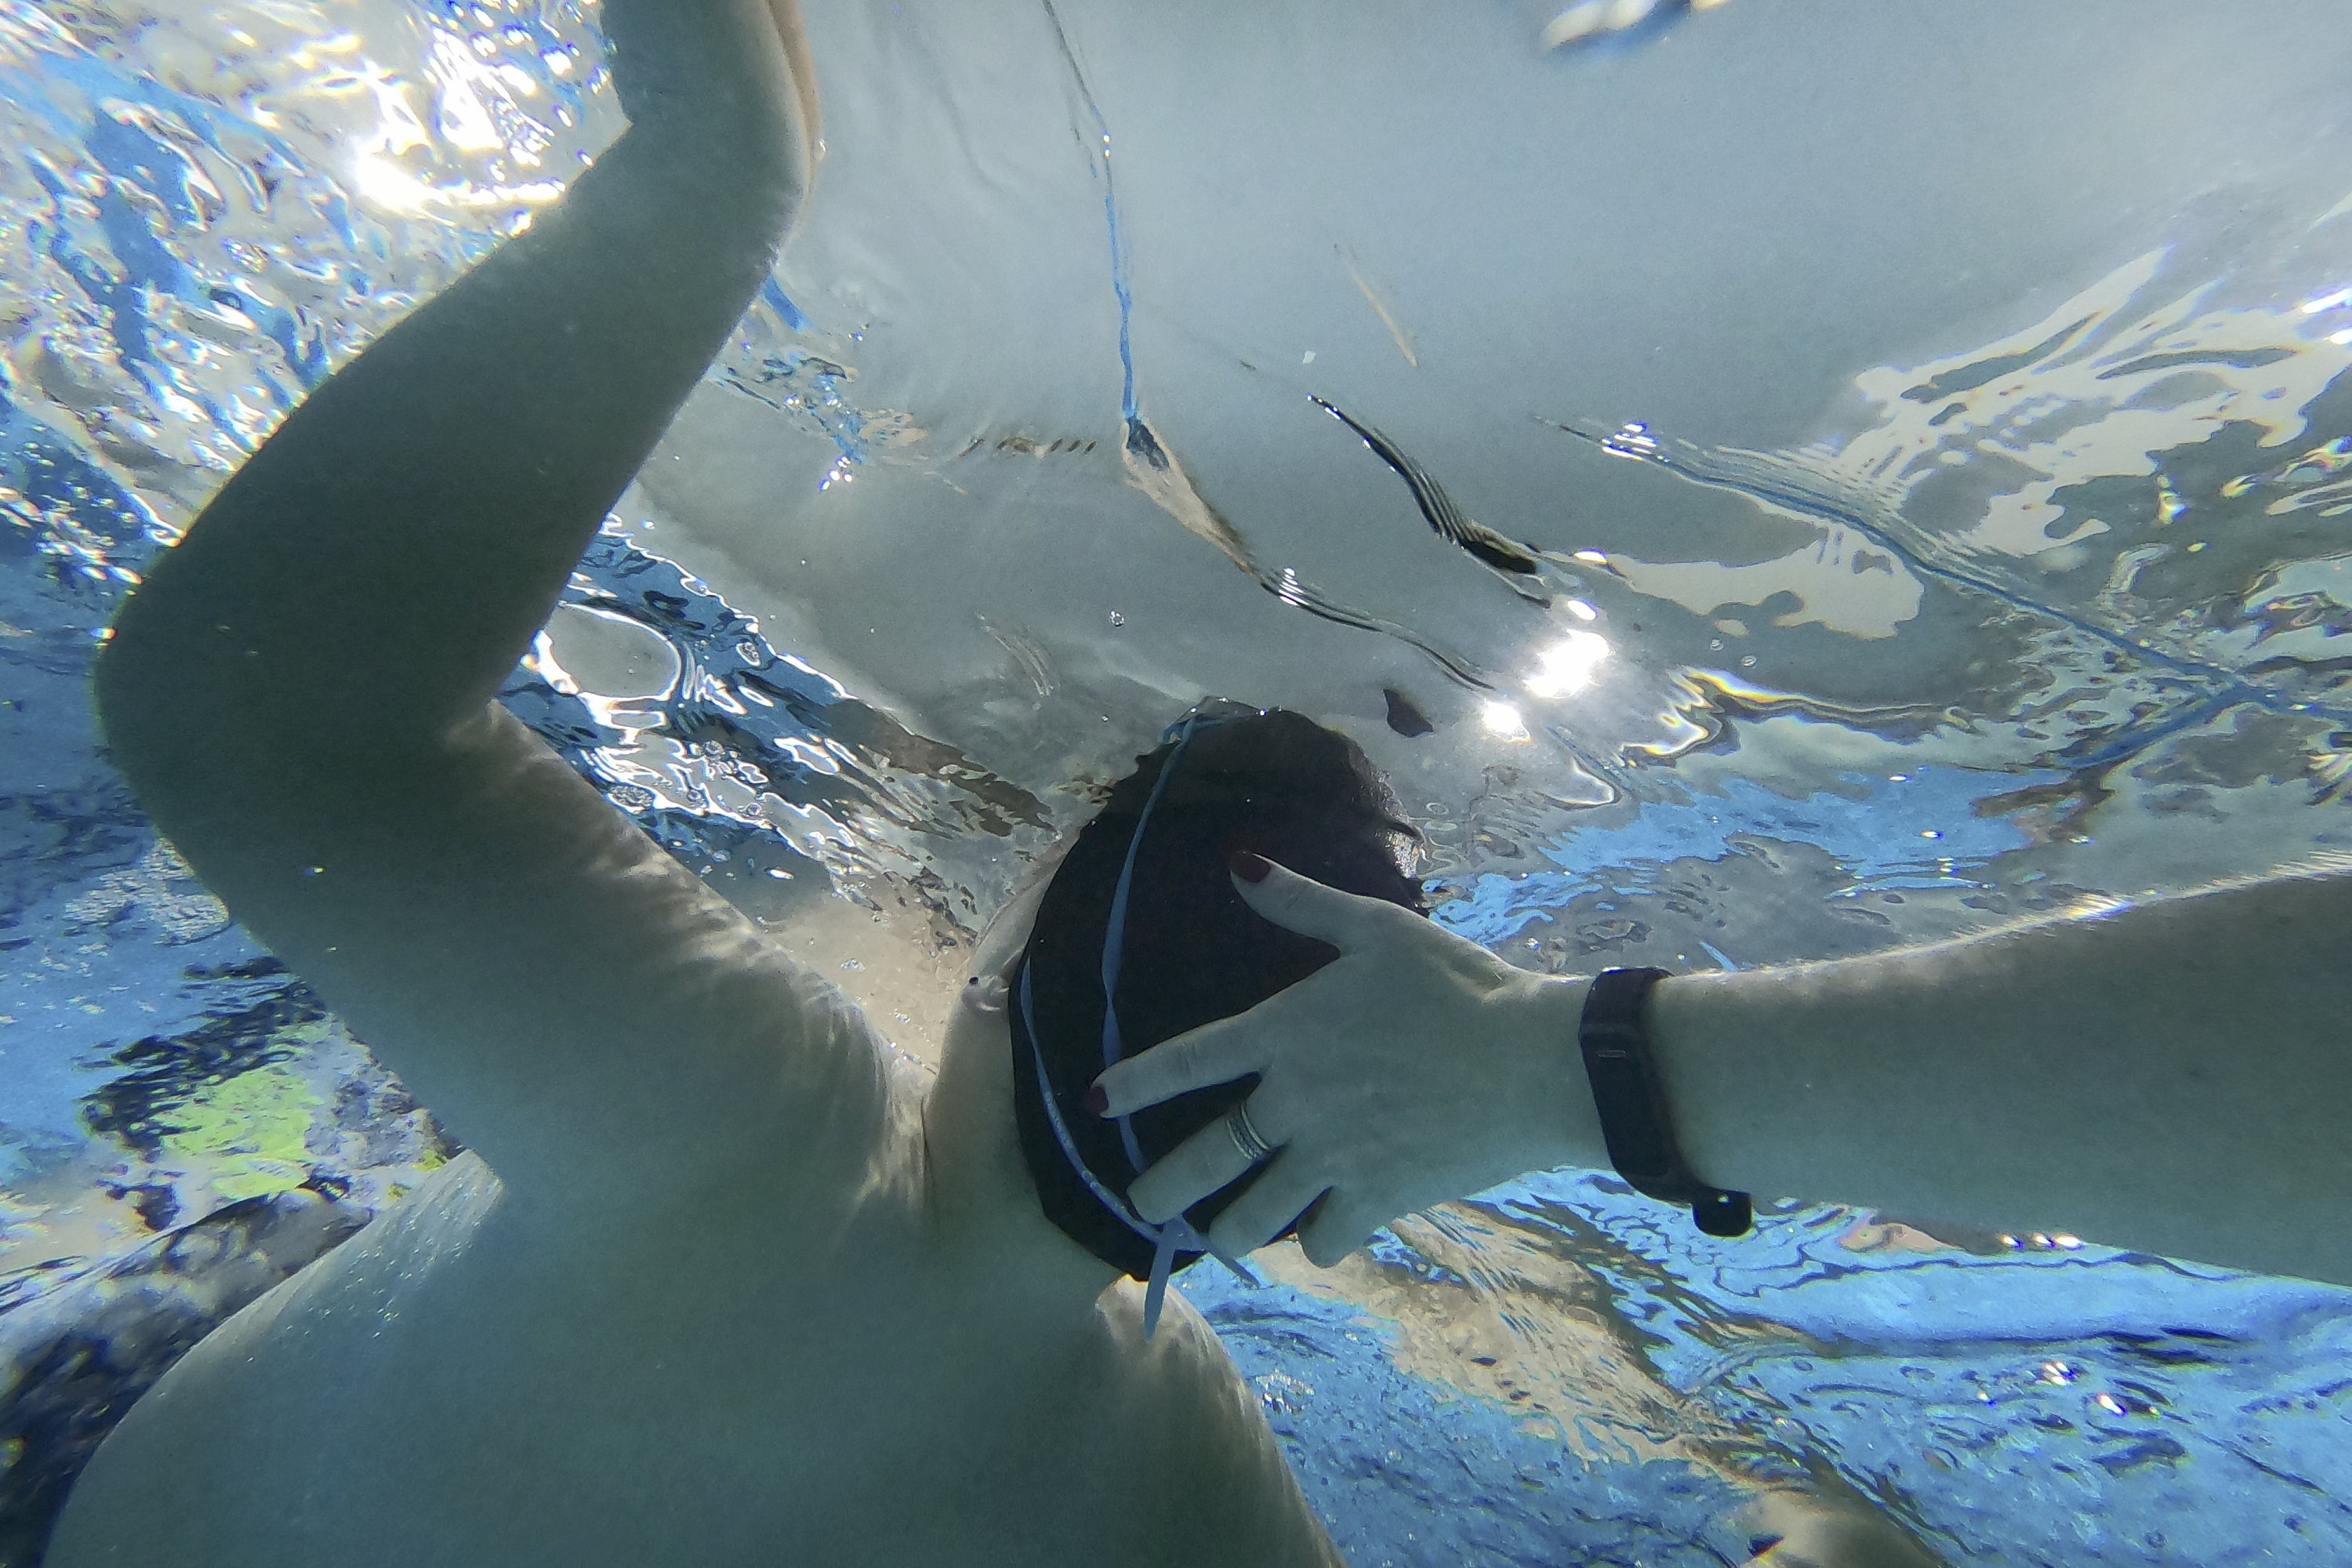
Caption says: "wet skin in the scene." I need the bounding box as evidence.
[51,3,1338,1562]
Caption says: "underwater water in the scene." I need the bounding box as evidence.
[2,0,2350,1562]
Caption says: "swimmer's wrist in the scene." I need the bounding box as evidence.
[1505,972,1608,1174]
[1570,968,1751,1236]
[1642,967,1735,1180]
[1513,969,1740,1205]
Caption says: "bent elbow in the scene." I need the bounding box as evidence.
[90,577,284,808]
[90,599,181,780]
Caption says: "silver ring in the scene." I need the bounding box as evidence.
[1225,1102,1276,1166]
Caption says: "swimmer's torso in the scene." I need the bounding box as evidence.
[49,1076,1341,1567]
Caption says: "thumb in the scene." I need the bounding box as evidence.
[1229,853,1413,952]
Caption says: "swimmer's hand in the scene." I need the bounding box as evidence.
[1092,855,1604,1267]
[603,0,819,190]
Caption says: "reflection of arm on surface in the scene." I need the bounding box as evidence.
[1654,861,2352,1284]
[88,1,875,1212]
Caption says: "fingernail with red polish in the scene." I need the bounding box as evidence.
[1230,851,1271,883]
[1083,1083,1109,1117]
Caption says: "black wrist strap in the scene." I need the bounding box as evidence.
[1577,967,1751,1238]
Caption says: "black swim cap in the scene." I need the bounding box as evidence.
[1010,702,1425,1281]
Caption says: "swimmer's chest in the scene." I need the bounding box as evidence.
[54,1156,1334,1567]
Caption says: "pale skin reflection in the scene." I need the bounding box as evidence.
[49,2,2350,1566]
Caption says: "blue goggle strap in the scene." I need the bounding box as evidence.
[1018,959,1256,1341]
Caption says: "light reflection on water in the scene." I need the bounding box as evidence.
[3,2,2350,1564]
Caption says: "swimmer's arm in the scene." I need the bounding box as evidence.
[90,2,870,1210]
[105,0,810,743]
[1646,862,2352,1283]
[1102,858,2352,1286]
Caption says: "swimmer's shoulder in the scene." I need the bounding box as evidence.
[1058,1281,1350,1568]
[50,1150,1337,1568]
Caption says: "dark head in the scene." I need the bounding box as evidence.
[1010,701,1425,1279]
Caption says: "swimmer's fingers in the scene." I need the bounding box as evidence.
[1094,857,1428,1119]
[1298,1192,1390,1270]
[1204,1156,1332,1258]
[1091,1007,1274,1120]
[1125,1096,1287,1224]
[1227,853,1425,953]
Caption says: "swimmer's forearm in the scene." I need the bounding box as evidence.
[1639,866,2352,1283]
[100,109,803,763]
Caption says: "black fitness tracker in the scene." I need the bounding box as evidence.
[1577,966,1752,1238]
